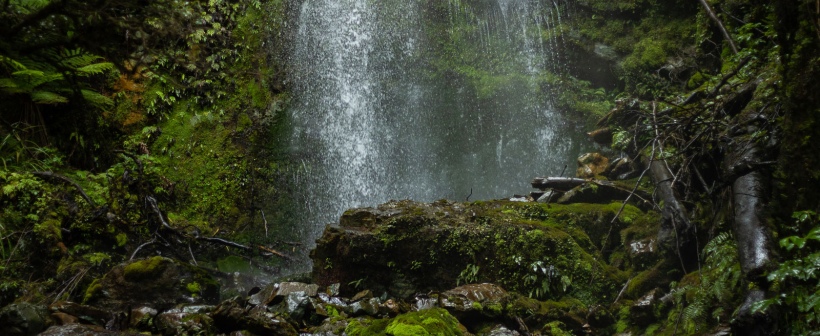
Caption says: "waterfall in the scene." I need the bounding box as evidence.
[285,0,587,273]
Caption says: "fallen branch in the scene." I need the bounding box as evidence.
[32,171,96,207]
[697,0,739,54]
[531,177,588,191]
[258,245,293,261]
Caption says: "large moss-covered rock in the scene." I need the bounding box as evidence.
[83,256,220,311]
[312,200,658,307]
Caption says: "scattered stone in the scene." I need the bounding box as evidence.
[155,311,215,336]
[630,288,663,326]
[129,306,157,329]
[276,282,319,298]
[483,324,521,336]
[0,302,52,336]
[212,298,297,336]
[39,324,141,335]
[50,312,78,326]
[605,157,636,180]
[50,301,112,326]
[247,283,278,306]
[326,283,341,296]
[350,289,373,302]
[577,153,610,178]
[349,298,381,316]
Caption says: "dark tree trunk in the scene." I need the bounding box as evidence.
[648,158,696,268]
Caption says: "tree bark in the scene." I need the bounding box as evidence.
[648,158,696,266]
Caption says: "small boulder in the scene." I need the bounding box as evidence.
[630,288,663,326]
[50,301,112,326]
[83,257,220,312]
[39,324,141,336]
[0,302,52,336]
[155,310,215,336]
[576,153,610,178]
[212,298,297,336]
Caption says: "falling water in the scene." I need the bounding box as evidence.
[285,0,588,272]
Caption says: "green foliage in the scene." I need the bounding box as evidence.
[668,232,741,334]
[456,264,480,286]
[753,211,820,334]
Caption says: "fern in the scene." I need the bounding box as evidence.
[30,91,69,105]
[80,89,113,108]
[77,62,115,76]
[672,232,742,333]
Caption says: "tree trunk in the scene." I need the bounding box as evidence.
[648,157,696,268]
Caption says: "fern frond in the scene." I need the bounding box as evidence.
[12,69,45,77]
[80,89,113,108]
[0,78,21,91]
[31,91,69,104]
[60,49,102,68]
[77,62,115,76]
[0,55,27,71]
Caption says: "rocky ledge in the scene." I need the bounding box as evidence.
[1,199,673,335]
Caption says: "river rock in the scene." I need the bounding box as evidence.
[129,306,157,329]
[155,310,215,336]
[0,302,52,336]
[481,324,521,336]
[630,288,663,326]
[50,301,112,326]
[212,298,297,335]
[39,324,141,335]
[311,200,632,303]
[83,256,220,312]
[577,152,610,178]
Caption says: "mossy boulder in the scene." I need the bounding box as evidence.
[312,200,658,307]
[83,256,220,311]
[344,308,467,336]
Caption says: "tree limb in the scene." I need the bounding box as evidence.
[697,0,739,54]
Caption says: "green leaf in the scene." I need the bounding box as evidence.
[80,89,113,108]
[30,91,69,105]
[76,62,115,76]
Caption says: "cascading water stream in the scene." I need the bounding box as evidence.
[285,0,587,273]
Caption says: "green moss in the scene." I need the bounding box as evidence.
[186,281,202,296]
[82,278,102,304]
[625,262,668,299]
[123,256,167,280]
[343,309,463,336]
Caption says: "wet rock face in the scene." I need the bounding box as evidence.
[312,200,634,301]
[83,256,220,312]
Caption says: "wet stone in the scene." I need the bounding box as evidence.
[129,306,157,329]
[349,297,381,316]
[0,302,52,336]
[276,282,319,298]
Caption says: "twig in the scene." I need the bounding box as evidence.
[197,237,251,250]
[697,0,739,54]
[260,210,268,238]
[32,171,96,206]
[465,188,473,202]
[613,278,631,304]
[258,245,293,260]
[188,243,197,266]
[130,238,157,260]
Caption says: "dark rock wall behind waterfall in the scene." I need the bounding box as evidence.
[281,0,590,272]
